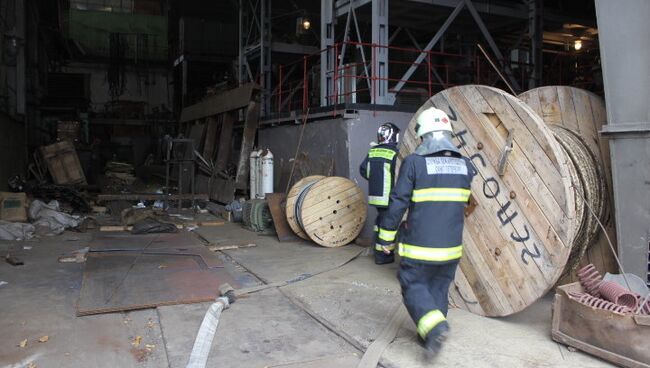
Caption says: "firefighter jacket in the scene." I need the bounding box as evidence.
[359,143,398,208]
[377,151,476,264]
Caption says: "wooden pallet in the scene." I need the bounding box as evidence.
[400,85,576,317]
[40,141,86,185]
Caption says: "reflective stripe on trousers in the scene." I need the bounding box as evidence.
[375,243,395,251]
[417,309,446,338]
[378,228,396,242]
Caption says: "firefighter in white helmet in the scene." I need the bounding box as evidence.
[377,107,476,358]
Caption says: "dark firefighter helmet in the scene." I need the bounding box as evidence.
[377,122,400,144]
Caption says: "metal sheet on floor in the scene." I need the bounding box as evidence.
[77,251,238,316]
[88,232,223,269]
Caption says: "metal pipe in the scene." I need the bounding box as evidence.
[476,44,516,95]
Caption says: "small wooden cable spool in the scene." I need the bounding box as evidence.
[286,175,325,240]
[519,86,616,280]
[285,176,367,247]
[400,85,577,317]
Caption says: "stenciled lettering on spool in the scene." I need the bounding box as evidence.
[400,85,576,317]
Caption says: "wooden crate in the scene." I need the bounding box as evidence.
[40,141,87,185]
[552,282,650,368]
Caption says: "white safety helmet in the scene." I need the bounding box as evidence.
[415,107,453,137]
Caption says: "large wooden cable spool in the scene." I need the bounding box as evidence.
[519,86,616,278]
[285,176,367,247]
[400,85,577,317]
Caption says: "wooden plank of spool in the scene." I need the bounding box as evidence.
[299,177,367,248]
[400,85,576,317]
[519,86,618,281]
[286,175,326,240]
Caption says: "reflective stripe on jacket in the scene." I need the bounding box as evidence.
[378,152,476,264]
[359,144,398,208]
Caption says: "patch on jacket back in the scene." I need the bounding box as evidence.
[425,157,468,175]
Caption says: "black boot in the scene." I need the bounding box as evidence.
[374,250,394,265]
[423,321,450,360]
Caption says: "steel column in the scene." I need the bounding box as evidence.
[371,0,389,104]
[392,0,464,94]
[596,0,650,283]
[464,0,521,92]
[321,0,335,106]
[260,0,271,115]
[238,0,271,115]
[527,0,543,89]
[15,0,25,115]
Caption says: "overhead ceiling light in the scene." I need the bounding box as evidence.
[302,18,311,30]
[574,39,583,51]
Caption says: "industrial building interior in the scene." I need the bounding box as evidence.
[0,0,648,367]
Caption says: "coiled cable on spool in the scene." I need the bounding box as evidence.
[551,126,609,275]
[294,181,318,233]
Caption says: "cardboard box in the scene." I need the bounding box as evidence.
[0,192,27,222]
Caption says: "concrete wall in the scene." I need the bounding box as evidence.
[258,109,415,242]
[0,113,26,190]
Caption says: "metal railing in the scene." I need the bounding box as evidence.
[270,41,545,115]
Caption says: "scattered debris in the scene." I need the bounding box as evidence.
[0,220,35,241]
[146,320,155,328]
[29,200,81,236]
[38,336,49,343]
[5,254,24,266]
[92,206,108,214]
[121,207,159,226]
[145,344,155,352]
[23,246,32,250]
[27,362,36,368]
[104,161,136,192]
[131,335,142,347]
[130,347,151,363]
[157,265,167,269]
[0,281,7,287]
[18,339,27,348]
[207,243,257,252]
[131,218,179,234]
[58,247,89,263]
[567,346,577,352]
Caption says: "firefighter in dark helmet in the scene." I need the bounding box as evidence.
[377,107,476,358]
[359,122,400,265]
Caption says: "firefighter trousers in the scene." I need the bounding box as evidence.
[374,208,394,264]
[397,260,459,339]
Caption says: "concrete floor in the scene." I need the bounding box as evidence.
[0,223,614,368]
